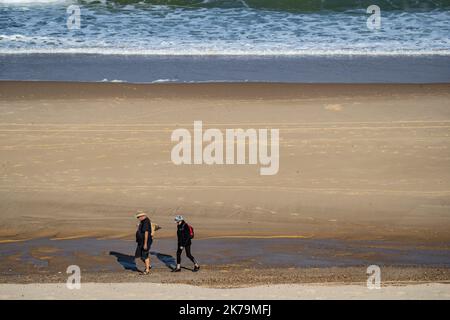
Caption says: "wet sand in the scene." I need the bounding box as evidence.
[1,237,450,288]
[1,81,450,244]
[2,54,450,83]
[1,237,450,275]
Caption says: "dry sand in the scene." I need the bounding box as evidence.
[1,282,449,300]
[1,82,449,243]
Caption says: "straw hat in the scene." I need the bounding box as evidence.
[135,211,147,218]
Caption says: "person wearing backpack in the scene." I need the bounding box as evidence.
[172,215,200,272]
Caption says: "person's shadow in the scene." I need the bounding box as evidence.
[109,251,139,271]
[109,251,177,271]
[150,251,177,270]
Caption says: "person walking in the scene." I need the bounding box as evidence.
[135,211,153,275]
[172,215,200,272]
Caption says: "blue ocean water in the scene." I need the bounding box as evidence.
[0,0,450,55]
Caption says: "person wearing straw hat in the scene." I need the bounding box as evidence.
[135,211,153,275]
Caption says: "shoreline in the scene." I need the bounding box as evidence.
[2,81,450,100]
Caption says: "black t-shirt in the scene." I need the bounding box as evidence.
[136,217,152,246]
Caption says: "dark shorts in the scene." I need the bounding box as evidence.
[135,240,152,261]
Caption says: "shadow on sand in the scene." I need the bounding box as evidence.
[109,251,139,271]
[109,251,178,271]
[150,251,176,270]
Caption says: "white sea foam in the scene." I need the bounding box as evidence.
[151,79,179,83]
[100,78,125,82]
[1,48,450,56]
[1,4,449,57]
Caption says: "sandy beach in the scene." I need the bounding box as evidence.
[1,81,450,298]
[1,82,449,243]
[2,0,450,305]
[1,282,450,300]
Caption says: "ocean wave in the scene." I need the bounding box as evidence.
[0,0,73,4]
[1,0,449,11]
[1,1,449,56]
